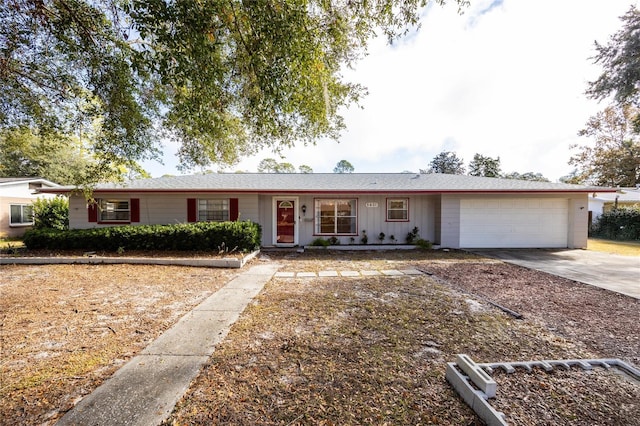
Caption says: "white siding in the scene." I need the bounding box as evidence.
[568,195,589,249]
[67,191,590,249]
[460,198,569,248]
[440,196,461,248]
[69,193,260,229]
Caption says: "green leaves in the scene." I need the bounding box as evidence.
[32,197,69,231]
[588,6,640,107]
[571,105,640,187]
[423,151,465,175]
[23,220,262,251]
[2,0,467,172]
[468,153,501,178]
[591,207,640,241]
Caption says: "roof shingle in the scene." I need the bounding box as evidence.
[73,173,612,193]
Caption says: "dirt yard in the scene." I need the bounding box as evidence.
[1,249,639,425]
[0,263,238,425]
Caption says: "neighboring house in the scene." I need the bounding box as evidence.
[40,173,615,249]
[588,187,640,224]
[0,177,61,238]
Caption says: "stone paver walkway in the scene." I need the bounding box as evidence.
[274,269,423,278]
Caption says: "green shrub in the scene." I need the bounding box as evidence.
[406,226,420,244]
[414,238,433,249]
[328,236,340,245]
[32,196,69,230]
[310,237,330,247]
[591,207,640,241]
[23,221,262,252]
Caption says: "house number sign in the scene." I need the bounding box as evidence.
[365,202,378,208]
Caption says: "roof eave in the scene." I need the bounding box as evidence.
[39,188,615,195]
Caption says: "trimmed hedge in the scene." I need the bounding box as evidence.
[591,207,640,241]
[23,221,262,252]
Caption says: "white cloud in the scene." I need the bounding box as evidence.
[144,0,636,180]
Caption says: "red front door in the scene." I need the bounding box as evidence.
[276,200,295,244]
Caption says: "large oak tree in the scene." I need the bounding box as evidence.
[1,0,466,180]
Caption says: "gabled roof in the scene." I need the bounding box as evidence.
[41,173,614,194]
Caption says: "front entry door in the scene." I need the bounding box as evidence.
[275,199,296,245]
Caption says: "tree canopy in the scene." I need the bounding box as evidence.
[468,153,501,177]
[1,0,467,179]
[0,127,148,184]
[422,151,465,174]
[333,159,354,173]
[502,171,550,182]
[587,6,640,129]
[570,104,640,187]
[257,157,306,173]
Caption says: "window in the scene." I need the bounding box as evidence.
[315,199,357,235]
[99,199,130,222]
[198,199,229,222]
[10,204,33,225]
[387,198,408,221]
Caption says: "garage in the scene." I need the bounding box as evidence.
[460,198,569,248]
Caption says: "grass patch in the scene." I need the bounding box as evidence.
[588,238,640,256]
[0,238,24,250]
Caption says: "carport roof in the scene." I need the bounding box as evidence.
[41,173,615,194]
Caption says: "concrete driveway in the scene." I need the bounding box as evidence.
[471,249,640,299]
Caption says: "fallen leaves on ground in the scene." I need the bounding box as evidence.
[0,264,237,425]
[166,250,639,425]
[2,249,639,425]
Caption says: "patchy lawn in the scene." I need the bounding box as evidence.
[1,250,639,425]
[588,238,640,256]
[0,264,238,425]
[166,250,639,425]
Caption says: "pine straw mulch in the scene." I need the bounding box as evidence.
[0,263,239,425]
[1,249,639,425]
[164,250,640,425]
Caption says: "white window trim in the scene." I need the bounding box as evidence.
[272,197,299,246]
[386,198,409,222]
[9,204,34,227]
[314,198,358,235]
[99,199,131,222]
[197,199,230,222]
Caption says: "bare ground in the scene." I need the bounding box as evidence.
[165,250,639,425]
[0,263,238,425]
[1,249,639,425]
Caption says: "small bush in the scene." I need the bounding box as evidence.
[23,221,262,252]
[310,237,330,247]
[406,227,420,244]
[415,238,433,249]
[328,236,340,245]
[32,196,69,231]
[591,207,640,241]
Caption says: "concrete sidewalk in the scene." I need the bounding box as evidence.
[56,263,280,426]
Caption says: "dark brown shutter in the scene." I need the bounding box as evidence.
[187,198,197,222]
[230,198,239,221]
[130,198,140,223]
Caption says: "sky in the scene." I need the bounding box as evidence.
[141,0,637,181]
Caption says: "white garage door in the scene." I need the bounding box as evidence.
[460,199,568,248]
